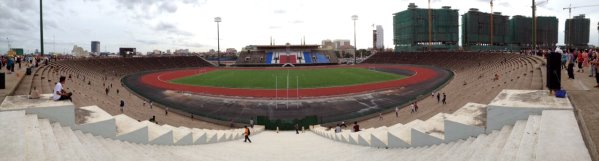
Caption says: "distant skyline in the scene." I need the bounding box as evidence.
[0,0,598,54]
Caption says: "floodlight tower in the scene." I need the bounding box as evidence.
[215,17,221,66]
[40,0,44,56]
[352,15,358,64]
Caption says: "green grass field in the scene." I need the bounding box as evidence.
[169,68,406,89]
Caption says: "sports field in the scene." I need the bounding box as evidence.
[169,68,407,89]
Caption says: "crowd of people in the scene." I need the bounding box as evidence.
[557,48,599,88]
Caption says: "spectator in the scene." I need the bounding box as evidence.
[436,93,440,103]
[120,100,125,113]
[353,122,360,132]
[249,119,254,128]
[243,126,252,143]
[52,76,72,101]
[295,124,300,134]
[442,93,447,104]
[149,116,156,123]
[165,107,169,116]
[590,51,597,77]
[567,50,576,79]
[335,124,341,133]
[592,53,599,88]
[414,102,419,112]
[395,107,399,117]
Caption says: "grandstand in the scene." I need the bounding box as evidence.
[236,45,338,66]
[0,52,596,161]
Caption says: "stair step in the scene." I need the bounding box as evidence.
[0,111,26,161]
[51,123,80,161]
[24,115,45,161]
[73,130,115,160]
[37,119,63,161]
[497,120,528,161]
[536,110,592,161]
[514,115,541,161]
[468,125,513,161]
[61,126,94,161]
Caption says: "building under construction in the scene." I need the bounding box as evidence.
[393,3,459,52]
[507,16,558,50]
[462,8,509,51]
[565,14,590,48]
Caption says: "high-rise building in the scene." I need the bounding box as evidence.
[91,41,100,53]
[565,14,590,47]
[321,40,334,50]
[333,39,351,49]
[72,45,89,57]
[376,25,384,49]
[393,3,459,52]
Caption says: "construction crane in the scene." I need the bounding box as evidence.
[531,0,548,52]
[562,4,599,48]
[563,4,599,18]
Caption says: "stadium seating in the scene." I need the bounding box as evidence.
[315,53,330,63]
[237,51,336,65]
[303,52,313,64]
[0,90,590,161]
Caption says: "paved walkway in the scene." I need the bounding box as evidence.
[0,64,31,102]
[560,66,599,161]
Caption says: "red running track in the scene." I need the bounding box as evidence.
[140,65,438,98]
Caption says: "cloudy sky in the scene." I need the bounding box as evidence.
[0,0,598,54]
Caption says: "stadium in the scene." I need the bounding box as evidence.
[1,1,599,161]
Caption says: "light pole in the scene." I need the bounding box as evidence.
[40,0,44,56]
[352,15,358,64]
[215,17,221,66]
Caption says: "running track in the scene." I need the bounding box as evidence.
[139,65,439,98]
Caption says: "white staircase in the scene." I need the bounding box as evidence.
[0,109,591,161]
[311,90,585,151]
[0,94,265,146]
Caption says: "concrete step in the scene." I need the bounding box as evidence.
[140,121,173,145]
[114,114,148,144]
[446,130,500,161]
[467,125,512,161]
[73,130,113,160]
[514,115,541,161]
[161,125,193,145]
[24,115,44,161]
[190,128,208,144]
[0,110,26,161]
[78,105,116,138]
[536,110,592,161]
[434,137,475,161]
[94,136,137,161]
[497,120,527,161]
[388,119,425,146]
[422,139,465,161]
[411,113,446,146]
[37,119,63,161]
[445,103,486,141]
[50,123,81,161]
[61,126,94,161]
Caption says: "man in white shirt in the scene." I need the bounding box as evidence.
[53,76,72,101]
